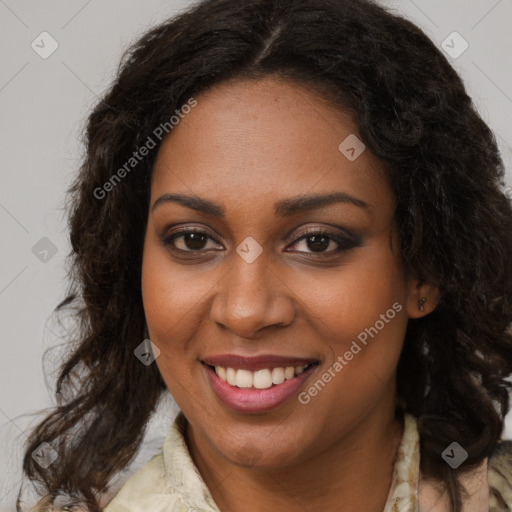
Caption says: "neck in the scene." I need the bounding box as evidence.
[185,397,404,512]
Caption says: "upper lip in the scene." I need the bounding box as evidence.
[201,354,319,371]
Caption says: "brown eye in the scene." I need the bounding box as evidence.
[295,233,335,253]
[160,228,222,253]
[159,226,361,258]
[287,229,361,255]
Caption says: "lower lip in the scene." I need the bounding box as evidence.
[202,363,319,413]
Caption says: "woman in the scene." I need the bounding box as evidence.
[19,0,512,510]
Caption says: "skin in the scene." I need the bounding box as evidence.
[141,76,440,512]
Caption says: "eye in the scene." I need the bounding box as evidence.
[159,226,361,257]
[159,228,222,253]
[286,228,361,255]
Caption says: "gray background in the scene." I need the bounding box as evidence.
[1,0,511,510]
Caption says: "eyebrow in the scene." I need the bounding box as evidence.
[151,192,370,217]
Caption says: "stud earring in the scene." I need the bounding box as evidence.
[418,297,427,311]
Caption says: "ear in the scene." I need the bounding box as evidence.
[405,278,441,319]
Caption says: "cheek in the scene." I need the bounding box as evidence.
[289,250,404,334]
[141,247,200,401]
[141,243,209,343]
[284,245,407,381]
[141,250,193,399]
[297,265,407,427]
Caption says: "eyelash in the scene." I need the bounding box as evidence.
[159,226,360,257]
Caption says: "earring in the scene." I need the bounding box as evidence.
[418,297,427,311]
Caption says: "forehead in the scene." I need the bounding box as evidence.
[150,76,392,219]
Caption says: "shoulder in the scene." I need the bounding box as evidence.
[489,440,512,511]
[102,453,172,512]
[102,444,217,512]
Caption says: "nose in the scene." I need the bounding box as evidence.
[209,250,296,339]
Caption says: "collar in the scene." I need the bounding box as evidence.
[105,410,491,512]
[382,413,489,511]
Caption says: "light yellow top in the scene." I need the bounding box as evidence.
[100,411,512,512]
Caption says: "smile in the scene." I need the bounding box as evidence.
[202,361,320,413]
[210,363,317,389]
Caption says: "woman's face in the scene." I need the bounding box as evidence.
[141,76,419,469]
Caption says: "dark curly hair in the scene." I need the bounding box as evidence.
[18,0,512,510]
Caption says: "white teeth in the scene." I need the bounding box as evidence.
[213,363,314,389]
[253,369,272,389]
[216,366,227,381]
[284,366,295,380]
[271,367,285,385]
[226,367,237,386]
[235,369,253,388]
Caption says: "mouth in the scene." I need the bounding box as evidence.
[201,360,320,413]
[201,361,320,389]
